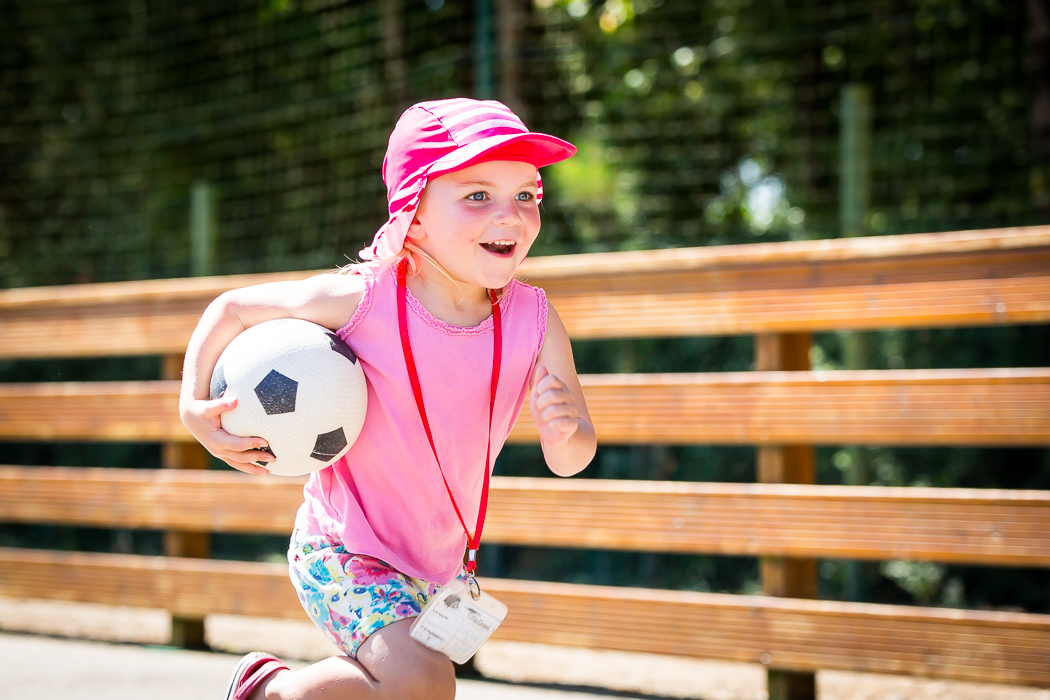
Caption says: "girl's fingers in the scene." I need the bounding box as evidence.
[219,446,273,467]
[199,396,238,419]
[534,366,567,395]
[540,416,578,445]
[538,373,564,394]
[224,459,271,476]
[548,416,578,433]
[214,431,268,454]
[221,448,275,465]
[534,386,573,411]
[541,402,577,424]
[186,399,272,475]
[531,369,580,445]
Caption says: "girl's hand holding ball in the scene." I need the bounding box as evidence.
[530,365,580,447]
[180,396,273,475]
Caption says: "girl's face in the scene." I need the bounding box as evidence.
[406,159,541,300]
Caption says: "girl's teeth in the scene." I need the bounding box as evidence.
[482,241,516,253]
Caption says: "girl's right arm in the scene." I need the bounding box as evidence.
[178,271,367,474]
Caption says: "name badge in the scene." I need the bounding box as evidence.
[409,579,507,664]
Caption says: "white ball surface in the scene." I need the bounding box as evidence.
[209,318,368,476]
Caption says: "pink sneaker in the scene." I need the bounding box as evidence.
[224,651,289,700]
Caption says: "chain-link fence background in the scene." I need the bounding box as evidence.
[1,0,1048,613]
[3,0,1048,286]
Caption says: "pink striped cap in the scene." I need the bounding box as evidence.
[359,98,577,261]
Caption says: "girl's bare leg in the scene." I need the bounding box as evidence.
[248,618,456,700]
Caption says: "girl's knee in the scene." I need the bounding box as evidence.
[403,656,455,700]
[358,620,456,700]
[373,644,454,700]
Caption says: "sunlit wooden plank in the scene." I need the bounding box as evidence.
[2,227,1048,357]
[2,467,1047,566]
[2,369,1047,445]
[0,548,1046,686]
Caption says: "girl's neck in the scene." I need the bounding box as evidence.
[404,265,495,328]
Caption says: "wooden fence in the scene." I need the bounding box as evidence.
[1,226,1048,698]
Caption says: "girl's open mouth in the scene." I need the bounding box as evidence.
[480,240,516,257]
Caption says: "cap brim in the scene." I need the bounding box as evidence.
[428,132,576,178]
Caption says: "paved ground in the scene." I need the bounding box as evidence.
[1,597,1047,700]
[0,632,629,700]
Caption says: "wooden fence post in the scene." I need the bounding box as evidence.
[756,333,817,700]
[162,353,211,649]
[163,183,218,648]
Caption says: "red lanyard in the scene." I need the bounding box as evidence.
[396,258,501,575]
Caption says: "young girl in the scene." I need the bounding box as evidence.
[179,98,596,700]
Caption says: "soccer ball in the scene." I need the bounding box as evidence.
[209,318,368,476]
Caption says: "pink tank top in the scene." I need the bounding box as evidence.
[294,262,548,584]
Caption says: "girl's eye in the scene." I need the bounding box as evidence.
[466,192,487,202]
[517,192,536,202]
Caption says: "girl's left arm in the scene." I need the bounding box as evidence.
[529,301,597,477]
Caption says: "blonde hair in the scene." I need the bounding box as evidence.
[336,241,426,278]
[337,241,500,304]
[339,183,516,302]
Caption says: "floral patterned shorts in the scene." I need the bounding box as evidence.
[287,530,466,659]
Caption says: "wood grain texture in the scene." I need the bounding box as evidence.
[0,381,186,441]
[2,468,1047,566]
[517,369,1050,446]
[0,547,299,619]
[753,331,817,603]
[0,547,1046,687]
[160,353,211,561]
[3,369,1047,445]
[2,227,1049,358]
[0,467,305,534]
[546,275,1050,339]
[483,577,1050,688]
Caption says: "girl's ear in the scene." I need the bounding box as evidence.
[406,190,428,243]
[405,214,426,243]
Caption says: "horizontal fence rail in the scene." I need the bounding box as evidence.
[1,227,1049,358]
[0,547,1046,687]
[552,369,1050,446]
[1,467,1048,566]
[2,368,1048,446]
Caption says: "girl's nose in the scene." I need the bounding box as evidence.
[491,199,523,226]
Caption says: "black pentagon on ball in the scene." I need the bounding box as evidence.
[255,369,298,415]
[326,331,358,364]
[210,364,227,400]
[310,427,348,461]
